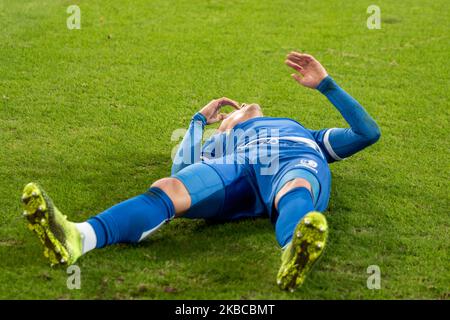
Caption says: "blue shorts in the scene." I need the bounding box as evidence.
[172,141,331,223]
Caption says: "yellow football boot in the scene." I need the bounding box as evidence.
[21,182,82,266]
[277,211,328,291]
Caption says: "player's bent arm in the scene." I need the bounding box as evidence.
[171,112,207,175]
[315,76,381,161]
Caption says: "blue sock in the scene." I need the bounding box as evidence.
[275,187,314,248]
[87,187,175,247]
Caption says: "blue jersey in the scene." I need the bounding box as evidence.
[200,117,333,216]
[201,117,330,164]
[170,76,380,221]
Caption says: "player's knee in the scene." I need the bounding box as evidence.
[152,178,184,196]
[281,178,312,193]
[152,178,171,189]
[151,178,191,214]
[274,178,312,209]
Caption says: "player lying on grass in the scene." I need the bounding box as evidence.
[20,52,380,291]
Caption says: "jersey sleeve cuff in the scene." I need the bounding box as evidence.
[192,112,207,126]
[317,75,336,94]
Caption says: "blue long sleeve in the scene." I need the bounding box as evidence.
[312,76,381,161]
[171,112,207,175]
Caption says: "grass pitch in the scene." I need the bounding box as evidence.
[0,0,448,299]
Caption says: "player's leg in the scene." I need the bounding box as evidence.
[272,170,329,291]
[20,161,248,266]
[81,177,191,251]
[20,177,189,266]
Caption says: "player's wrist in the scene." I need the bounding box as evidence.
[192,112,208,126]
[316,75,335,93]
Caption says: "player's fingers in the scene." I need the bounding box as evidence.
[289,51,313,60]
[209,112,229,124]
[285,60,305,75]
[291,73,303,84]
[287,57,307,69]
[288,51,302,57]
[285,59,301,71]
[301,53,314,61]
[287,53,309,66]
[288,51,306,59]
[217,113,229,121]
[299,54,315,65]
[289,51,307,59]
[218,97,240,109]
[209,99,221,108]
[288,52,313,62]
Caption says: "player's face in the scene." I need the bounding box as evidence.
[218,103,263,132]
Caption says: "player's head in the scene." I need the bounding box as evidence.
[218,103,263,131]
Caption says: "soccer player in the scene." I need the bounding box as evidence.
[20,52,380,291]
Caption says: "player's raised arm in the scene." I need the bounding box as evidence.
[286,51,381,162]
[171,97,240,174]
[171,112,206,175]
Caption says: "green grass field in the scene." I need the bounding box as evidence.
[0,0,448,299]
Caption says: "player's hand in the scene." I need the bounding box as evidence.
[199,97,240,124]
[285,52,328,89]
